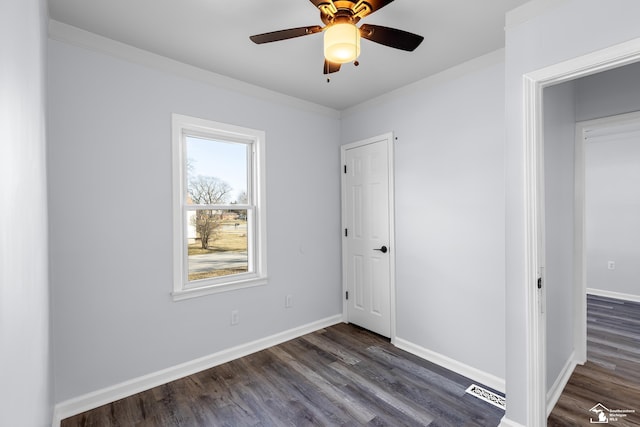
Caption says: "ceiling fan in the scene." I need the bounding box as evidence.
[249,0,424,75]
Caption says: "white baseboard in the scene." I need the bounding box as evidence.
[546,351,577,416]
[587,288,640,303]
[52,314,342,427]
[394,337,505,394]
[499,416,527,427]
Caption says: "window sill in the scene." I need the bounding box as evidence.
[172,276,268,301]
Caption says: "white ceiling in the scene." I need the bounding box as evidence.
[48,0,530,111]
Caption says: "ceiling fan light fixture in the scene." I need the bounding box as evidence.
[324,23,360,64]
[249,0,423,75]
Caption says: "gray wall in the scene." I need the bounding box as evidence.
[543,82,576,391]
[504,0,640,424]
[341,52,507,383]
[576,61,640,299]
[585,127,640,298]
[48,39,342,402]
[0,0,52,425]
[576,61,640,122]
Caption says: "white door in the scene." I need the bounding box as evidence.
[341,134,394,338]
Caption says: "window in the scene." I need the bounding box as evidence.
[172,114,266,300]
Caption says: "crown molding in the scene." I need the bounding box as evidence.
[48,20,341,120]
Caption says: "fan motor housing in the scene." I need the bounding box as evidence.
[319,0,372,25]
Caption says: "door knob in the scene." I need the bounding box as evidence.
[374,245,388,253]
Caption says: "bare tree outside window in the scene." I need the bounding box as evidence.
[236,191,248,204]
[188,176,232,249]
[188,175,232,205]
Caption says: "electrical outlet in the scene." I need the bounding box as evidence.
[607,261,616,270]
[231,310,239,325]
[285,294,293,308]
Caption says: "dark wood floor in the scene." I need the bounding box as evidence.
[548,294,640,426]
[62,323,504,426]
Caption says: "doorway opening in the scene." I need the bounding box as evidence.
[523,38,640,425]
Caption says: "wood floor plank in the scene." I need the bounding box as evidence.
[62,324,504,426]
[269,345,378,424]
[299,331,362,366]
[328,360,437,425]
[549,295,640,426]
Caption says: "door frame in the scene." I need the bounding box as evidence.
[523,38,640,426]
[340,132,397,343]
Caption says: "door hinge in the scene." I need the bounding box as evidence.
[344,165,347,174]
[345,291,349,300]
[344,228,348,237]
[537,277,542,289]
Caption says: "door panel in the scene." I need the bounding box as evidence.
[343,136,392,337]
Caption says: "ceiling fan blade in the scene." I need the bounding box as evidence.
[359,24,424,51]
[249,26,323,44]
[323,60,341,74]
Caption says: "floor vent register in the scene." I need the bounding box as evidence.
[465,384,506,410]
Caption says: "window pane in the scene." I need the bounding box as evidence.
[187,209,249,281]
[186,136,248,205]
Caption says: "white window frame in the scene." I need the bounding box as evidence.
[172,113,267,301]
